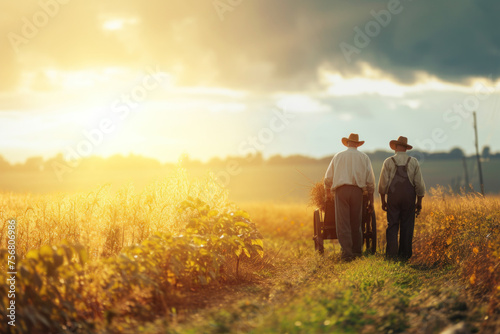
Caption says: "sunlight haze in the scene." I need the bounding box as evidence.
[1,0,499,164]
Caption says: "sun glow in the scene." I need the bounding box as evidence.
[275,94,332,113]
[102,17,139,31]
[21,67,158,92]
[103,20,124,31]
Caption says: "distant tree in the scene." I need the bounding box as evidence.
[178,154,200,168]
[44,153,67,170]
[429,152,447,160]
[286,154,317,164]
[247,151,264,166]
[482,146,491,160]
[0,155,12,171]
[79,156,106,171]
[408,150,428,160]
[267,154,317,165]
[45,153,73,181]
[22,156,44,172]
[291,155,318,164]
[207,156,225,168]
[101,154,162,170]
[267,154,285,165]
[368,150,392,161]
[181,155,202,168]
[319,155,334,165]
[449,147,465,159]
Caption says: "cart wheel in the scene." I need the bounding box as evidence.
[364,211,377,254]
[313,209,324,254]
[370,211,377,253]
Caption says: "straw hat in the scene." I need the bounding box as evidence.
[342,133,365,147]
[390,136,413,150]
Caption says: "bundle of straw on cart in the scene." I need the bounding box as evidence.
[310,179,370,212]
[309,180,329,212]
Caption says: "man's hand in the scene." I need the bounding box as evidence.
[367,193,375,214]
[415,196,423,217]
[380,193,387,212]
[415,203,422,217]
[368,201,375,214]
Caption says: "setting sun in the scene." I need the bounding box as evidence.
[103,19,124,31]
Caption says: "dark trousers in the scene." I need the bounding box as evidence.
[335,185,363,260]
[386,189,416,260]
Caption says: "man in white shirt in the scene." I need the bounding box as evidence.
[324,133,375,261]
[378,136,426,261]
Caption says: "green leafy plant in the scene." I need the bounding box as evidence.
[179,196,264,278]
[0,243,91,334]
[0,196,264,333]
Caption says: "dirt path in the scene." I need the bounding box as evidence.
[156,251,494,334]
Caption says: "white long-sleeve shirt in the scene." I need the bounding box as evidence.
[378,152,426,197]
[324,147,375,194]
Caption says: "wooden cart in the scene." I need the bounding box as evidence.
[313,195,377,254]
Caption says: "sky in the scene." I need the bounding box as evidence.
[1,0,499,164]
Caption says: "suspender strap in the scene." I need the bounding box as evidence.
[391,156,412,172]
[404,157,411,172]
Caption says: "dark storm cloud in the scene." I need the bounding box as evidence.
[1,0,499,92]
[363,0,500,83]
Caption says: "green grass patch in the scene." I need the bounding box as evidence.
[166,254,484,334]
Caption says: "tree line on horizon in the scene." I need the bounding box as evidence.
[0,146,497,173]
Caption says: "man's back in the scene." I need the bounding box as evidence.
[325,147,375,193]
[323,133,375,261]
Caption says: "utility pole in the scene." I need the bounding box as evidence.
[473,111,485,196]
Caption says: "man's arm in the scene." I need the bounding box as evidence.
[378,160,389,211]
[366,157,376,213]
[324,158,334,196]
[413,162,426,197]
[413,160,425,216]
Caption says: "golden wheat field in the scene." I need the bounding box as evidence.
[1,168,230,260]
[1,168,499,333]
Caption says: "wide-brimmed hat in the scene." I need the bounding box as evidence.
[390,136,413,150]
[342,133,365,147]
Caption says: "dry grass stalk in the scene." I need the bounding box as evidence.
[309,181,327,212]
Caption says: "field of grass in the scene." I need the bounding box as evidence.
[0,167,499,333]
